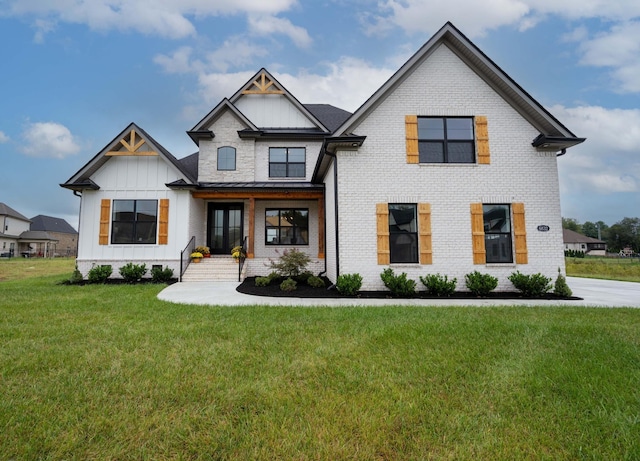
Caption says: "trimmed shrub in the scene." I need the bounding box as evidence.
[307,275,325,288]
[119,263,148,283]
[336,273,363,296]
[554,268,573,297]
[255,276,271,287]
[419,273,457,297]
[464,271,498,297]
[269,249,311,278]
[380,268,416,297]
[565,249,585,258]
[295,271,314,284]
[508,271,552,297]
[151,266,174,284]
[68,265,84,284]
[280,277,297,292]
[87,265,112,284]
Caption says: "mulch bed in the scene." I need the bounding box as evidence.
[236,277,581,300]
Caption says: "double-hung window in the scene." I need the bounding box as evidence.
[265,209,309,245]
[483,204,513,263]
[111,200,158,244]
[389,204,418,263]
[269,147,305,178]
[418,117,475,163]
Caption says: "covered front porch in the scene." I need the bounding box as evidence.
[189,184,325,279]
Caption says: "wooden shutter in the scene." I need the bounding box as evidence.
[99,199,110,245]
[512,202,528,264]
[418,203,432,264]
[475,116,490,164]
[376,203,390,265]
[470,203,486,264]
[405,115,419,164]
[158,199,169,245]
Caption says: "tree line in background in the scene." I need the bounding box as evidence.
[562,217,640,253]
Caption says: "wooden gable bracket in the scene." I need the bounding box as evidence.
[106,129,158,156]
[242,72,284,95]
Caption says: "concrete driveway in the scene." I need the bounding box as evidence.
[158,277,640,308]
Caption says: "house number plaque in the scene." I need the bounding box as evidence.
[537,225,550,232]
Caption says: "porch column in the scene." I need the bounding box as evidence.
[248,198,255,258]
[318,197,325,259]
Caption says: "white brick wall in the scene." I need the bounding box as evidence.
[330,44,566,291]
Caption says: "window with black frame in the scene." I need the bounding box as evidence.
[269,147,305,177]
[265,209,309,245]
[111,200,158,244]
[418,117,475,163]
[389,204,418,263]
[483,204,513,263]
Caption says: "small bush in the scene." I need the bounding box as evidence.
[336,273,363,296]
[465,271,498,297]
[380,268,416,297]
[419,273,457,297]
[280,277,297,292]
[269,249,311,278]
[151,266,174,283]
[87,265,112,284]
[564,249,585,258]
[68,265,84,284]
[307,275,325,288]
[508,271,552,297]
[554,268,573,297]
[295,271,314,284]
[119,263,148,283]
[255,276,271,287]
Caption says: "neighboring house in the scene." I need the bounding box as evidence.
[30,215,79,257]
[61,22,584,290]
[563,229,607,256]
[0,203,60,257]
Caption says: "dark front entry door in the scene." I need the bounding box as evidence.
[208,203,243,255]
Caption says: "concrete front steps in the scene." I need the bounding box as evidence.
[181,256,247,282]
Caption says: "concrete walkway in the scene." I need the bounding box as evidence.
[157,277,640,308]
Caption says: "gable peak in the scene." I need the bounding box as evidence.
[241,70,284,95]
[106,127,158,157]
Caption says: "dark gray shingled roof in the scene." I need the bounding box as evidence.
[0,202,30,222]
[30,215,78,234]
[304,104,352,133]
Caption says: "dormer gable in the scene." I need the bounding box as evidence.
[60,122,196,191]
[190,69,330,141]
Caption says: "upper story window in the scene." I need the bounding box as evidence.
[418,117,475,163]
[111,200,158,244]
[217,146,236,171]
[269,147,305,178]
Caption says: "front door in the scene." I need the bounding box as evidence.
[207,203,243,255]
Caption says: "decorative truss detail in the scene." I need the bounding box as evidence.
[106,129,157,156]
[242,71,284,95]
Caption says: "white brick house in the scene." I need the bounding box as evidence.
[62,22,584,289]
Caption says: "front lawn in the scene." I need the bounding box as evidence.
[1,273,639,459]
[566,256,640,282]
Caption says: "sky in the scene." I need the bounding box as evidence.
[0,0,639,230]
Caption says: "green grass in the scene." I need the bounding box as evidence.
[1,272,639,459]
[566,256,640,282]
[0,257,75,282]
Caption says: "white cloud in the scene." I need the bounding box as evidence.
[205,39,269,73]
[366,0,640,38]
[247,14,312,48]
[21,122,81,159]
[554,105,640,195]
[5,0,300,40]
[576,21,640,93]
[154,47,201,74]
[0,131,9,143]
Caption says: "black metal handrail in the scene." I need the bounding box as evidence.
[238,236,247,282]
[179,236,196,282]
